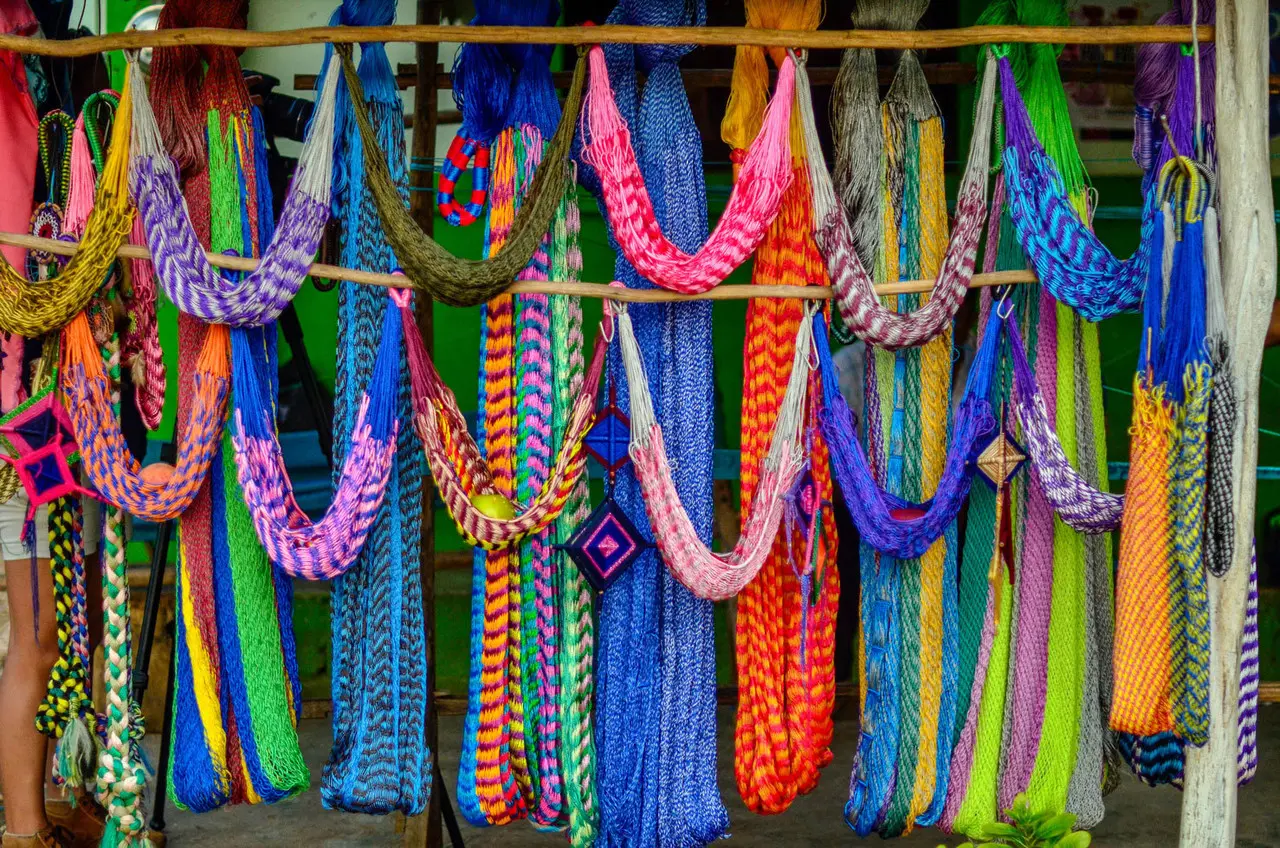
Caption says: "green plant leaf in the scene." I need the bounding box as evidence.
[977,822,1022,840]
[1033,813,1078,841]
[1055,832,1092,848]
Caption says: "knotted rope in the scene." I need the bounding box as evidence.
[336,43,586,308]
[319,0,430,816]
[578,45,795,293]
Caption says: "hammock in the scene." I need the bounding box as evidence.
[231,299,400,579]
[620,302,810,601]
[337,44,586,308]
[398,289,607,550]
[799,50,998,349]
[1000,54,1153,321]
[578,45,794,293]
[61,312,230,522]
[816,311,1000,560]
[0,65,134,338]
[1007,318,1124,533]
[129,53,341,327]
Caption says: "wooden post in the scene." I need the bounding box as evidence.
[404,2,443,846]
[1179,0,1276,845]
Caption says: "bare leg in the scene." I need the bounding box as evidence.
[0,556,57,835]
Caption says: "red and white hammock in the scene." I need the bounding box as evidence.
[619,302,813,600]
[798,51,1000,350]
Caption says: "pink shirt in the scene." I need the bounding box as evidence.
[0,1,38,411]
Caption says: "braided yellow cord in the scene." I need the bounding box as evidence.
[0,465,18,502]
[0,65,134,337]
[908,115,950,827]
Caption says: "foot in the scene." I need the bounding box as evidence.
[1,826,74,848]
[45,796,165,848]
[43,797,104,848]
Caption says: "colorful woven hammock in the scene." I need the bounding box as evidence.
[816,310,1000,560]
[230,298,399,578]
[0,65,133,338]
[400,289,605,551]
[1112,156,1213,747]
[319,1,431,815]
[578,44,794,293]
[1007,318,1124,533]
[999,53,1152,321]
[336,43,586,308]
[128,53,341,326]
[620,302,810,601]
[61,314,229,521]
[725,0,839,816]
[452,4,587,827]
[151,0,308,811]
[579,1,725,842]
[799,50,997,349]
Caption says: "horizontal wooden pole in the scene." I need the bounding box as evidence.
[0,231,1037,300]
[0,24,1213,58]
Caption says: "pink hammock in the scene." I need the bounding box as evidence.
[578,45,796,293]
[619,303,813,600]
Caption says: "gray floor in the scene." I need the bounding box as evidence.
[152,705,1280,847]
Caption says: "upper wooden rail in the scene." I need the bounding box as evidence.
[0,24,1213,58]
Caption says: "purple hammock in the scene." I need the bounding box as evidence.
[127,53,340,328]
[230,296,400,580]
[815,310,1001,560]
[1007,317,1124,533]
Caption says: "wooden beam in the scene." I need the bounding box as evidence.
[0,230,1037,300]
[0,24,1214,58]
[1179,1,1276,845]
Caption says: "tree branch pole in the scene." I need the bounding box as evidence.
[1179,0,1276,845]
[0,230,1036,300]
[0,24,1213,57]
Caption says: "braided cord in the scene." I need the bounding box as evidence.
[96,331,151,846]
[37,497,95,747]
[549,179,597,846]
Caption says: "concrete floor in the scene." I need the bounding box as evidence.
[145,705,1280,847]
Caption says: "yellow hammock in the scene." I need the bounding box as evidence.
[0,65,135,338]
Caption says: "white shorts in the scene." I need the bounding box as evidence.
[0,493,101,561]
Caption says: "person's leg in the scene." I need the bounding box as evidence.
[0,554,57,835]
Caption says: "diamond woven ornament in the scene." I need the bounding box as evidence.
[583,403,631,473]
[0,384,95,520]
[975,427,1026,490]
[564,497,647,592]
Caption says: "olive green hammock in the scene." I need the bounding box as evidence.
[337,43,586,308]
